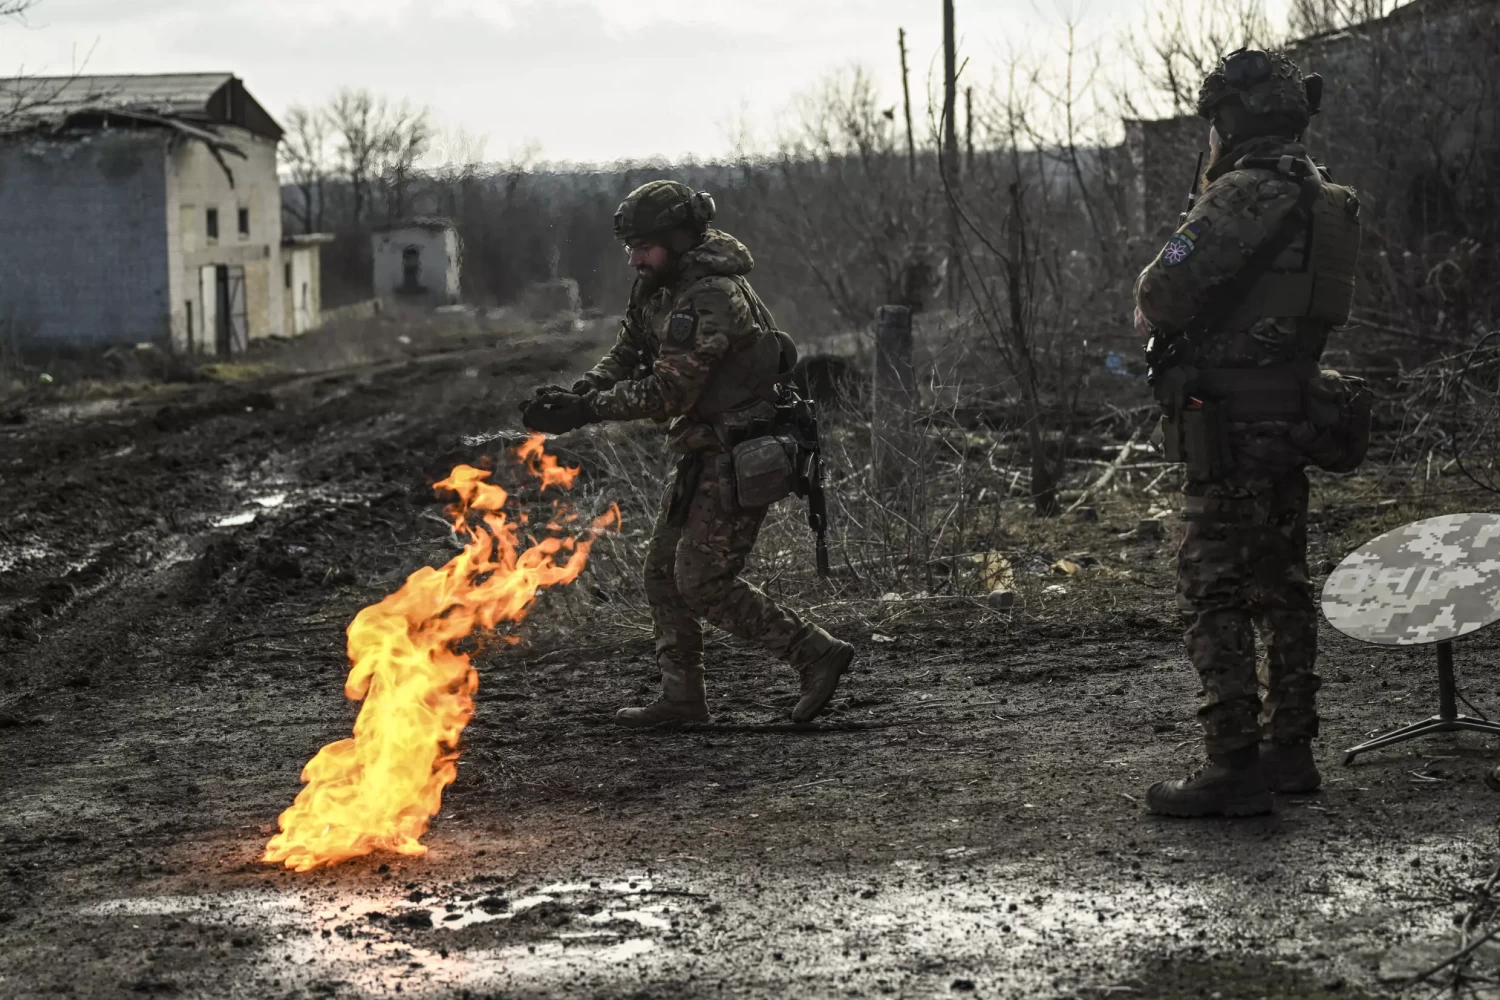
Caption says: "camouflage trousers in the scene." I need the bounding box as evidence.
[1177,431,1321,755]
[644,455,825,680]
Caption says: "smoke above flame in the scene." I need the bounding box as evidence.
[263,434,619,872]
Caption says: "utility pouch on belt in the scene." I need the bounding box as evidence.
[1290,369,1372,473]
[731,434,798,508]
[1179,399,1233,483]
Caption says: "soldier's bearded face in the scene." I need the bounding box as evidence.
[628,242,670,278]
[1207,124,1225,167]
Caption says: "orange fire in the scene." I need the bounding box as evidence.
[264,433,618,872]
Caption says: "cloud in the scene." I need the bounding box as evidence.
[1,0,1216,162]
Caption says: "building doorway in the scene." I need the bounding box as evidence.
[214,264,248,357]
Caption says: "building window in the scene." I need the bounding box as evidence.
[185,301,194,351]
[206,208,219,240]
[284,261,292,289]
[238,207,250,238]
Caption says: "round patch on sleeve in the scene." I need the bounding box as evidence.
[667,311,696,345]
[1160,233,1195,267]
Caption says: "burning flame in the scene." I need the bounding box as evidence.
[264,434,618,872]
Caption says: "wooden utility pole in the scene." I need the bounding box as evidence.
[965,85,974,176]
[872,304,916,493]
[942,0,959,308]
[898,27,916,180]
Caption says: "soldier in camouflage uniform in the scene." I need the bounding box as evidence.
[1134,50,1362,816]
[521,180,854,727]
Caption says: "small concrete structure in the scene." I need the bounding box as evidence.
[281,233,334,336]
[371,218,461,309]
[0,73,330,354]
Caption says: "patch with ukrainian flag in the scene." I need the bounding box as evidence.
[1159,219,1207,267]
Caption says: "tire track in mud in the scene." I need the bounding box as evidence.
[1,336,582,625]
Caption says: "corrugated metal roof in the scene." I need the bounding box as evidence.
[0,73,235,119]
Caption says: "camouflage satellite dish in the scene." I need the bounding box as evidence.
[1322,513,1500,764]
[1321,513,1500,644]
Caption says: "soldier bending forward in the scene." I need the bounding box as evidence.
[521,180,854,727]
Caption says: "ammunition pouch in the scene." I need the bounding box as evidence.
[1161,400,1233,484]
[1289,369,1372,473]
[1156,363,1316,482]
[704,388,830,571]
[731,434,799,508]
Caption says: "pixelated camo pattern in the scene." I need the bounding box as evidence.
[1321,513,1500,645]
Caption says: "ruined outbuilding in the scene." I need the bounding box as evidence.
[0,73,333,354]
[371,218,462,309]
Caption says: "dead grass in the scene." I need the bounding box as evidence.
[533,361,1500,655]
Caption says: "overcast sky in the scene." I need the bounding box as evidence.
[3,0,1293,165]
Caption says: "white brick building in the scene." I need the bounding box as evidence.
[0,73,330,355]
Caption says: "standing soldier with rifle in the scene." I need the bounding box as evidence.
[520,180,853,727]
[1135,50,1370,816]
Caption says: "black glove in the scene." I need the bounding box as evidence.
[520,391,599,435]
[570,378,597,395]
[530,382,571,398]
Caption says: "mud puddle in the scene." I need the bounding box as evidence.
[64,830,1480,998]
[78,872,679,996]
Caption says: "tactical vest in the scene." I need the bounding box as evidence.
[690,275,797,421]
[1228,173,1361,329]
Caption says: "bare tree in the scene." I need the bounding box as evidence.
[1121,0,1280,119]
[0,2,111,133]
[327,89,388,227]
[941,23,1136,516]
[749,68,945,329]
[898,27,916,179]
[1288,0,1399,36]
[280,105,330,234]
[373,100,433,222]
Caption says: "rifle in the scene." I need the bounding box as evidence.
[788,396,831,577]
[1179,150,1205,226]
[1147,149,1209,386]
[1182,149,1206,226]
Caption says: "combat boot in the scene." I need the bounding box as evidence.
[1260,741,1321,794]
[614,666,709,729]
[1144,746,1273,817]
[788,629,854,724]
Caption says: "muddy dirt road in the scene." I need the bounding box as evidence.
[3,329,1500,999]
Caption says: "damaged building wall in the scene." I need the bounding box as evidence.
[168,126,284,353]
[1124,115,1209,244]
[1291,1,1499,247]
[1125,0,1496,251]
[0,130,173,347]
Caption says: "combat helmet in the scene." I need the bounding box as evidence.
[613,180,716,245]
[1196,48,1322,141]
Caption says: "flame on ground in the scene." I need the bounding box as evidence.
[263,433,618,872]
